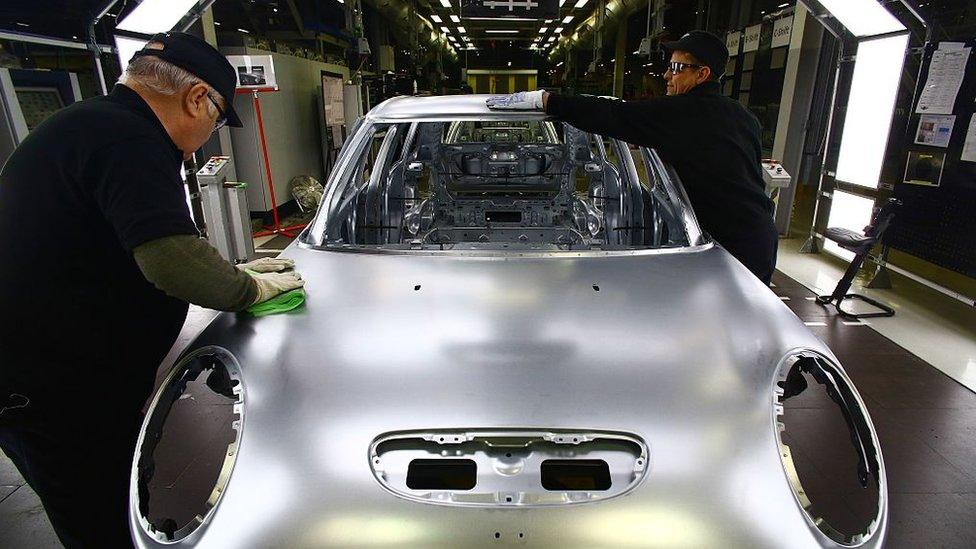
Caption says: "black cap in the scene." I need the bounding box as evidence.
[663,30,729,79]
[131,32,243,128]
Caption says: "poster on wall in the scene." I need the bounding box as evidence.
[914,114,956,147]
[322,73,345,127]
[226,55,277,90]
[726,31,742,56]
[962,114,976,163]
[742,24,761,53]
[903,151,945,187]
[771,16,793,48]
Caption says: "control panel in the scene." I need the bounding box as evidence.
[197,156,232,179]
[762,160,792,189]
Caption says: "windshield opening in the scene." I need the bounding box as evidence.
[306,118,697,252]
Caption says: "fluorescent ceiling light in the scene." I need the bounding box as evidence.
[441,26,450,33]
[115,35,147,68]
[559,0,566,5]
[458,26,466,33]
[450,15,460,23]
[823,191,875,261]
[440,0,452,7]
[116,0,198,34]
[237,28,250,34]
[817,0,906,37]
[562,16,573,24]
[539,27,548,33]
[486,30,519,34]
[835,33,909,188]
[547,36,556,42]
[431,15,442,23]
[575,0,588,7]
[557,61,564,66]
[545,19,554,23]
[554,27,564,33]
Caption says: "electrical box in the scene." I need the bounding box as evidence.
[762,160,792,192]
[638,37,654,57]
[197,156,254,264]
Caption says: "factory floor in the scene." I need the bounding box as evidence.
[1,238,975,547]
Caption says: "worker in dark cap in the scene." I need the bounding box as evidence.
[0,32,302,547]
[487,30,778,284]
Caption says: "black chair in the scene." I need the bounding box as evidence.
[816,198,902,319]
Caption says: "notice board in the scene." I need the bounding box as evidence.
[887,39,976,277]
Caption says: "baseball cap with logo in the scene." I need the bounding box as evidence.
[663,30,730,79]
[130,31,243,127]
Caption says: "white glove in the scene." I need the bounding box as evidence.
[250,271,305,304]
[236,257,296,273]
[486,90,546,111]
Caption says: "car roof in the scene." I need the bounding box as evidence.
[367,94,552,122]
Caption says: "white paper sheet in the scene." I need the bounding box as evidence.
[915,46,970,115]
[914,114,956,147]
[962,114,976,163]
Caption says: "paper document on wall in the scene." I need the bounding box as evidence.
[914,115,955,147]
[915,46,970,114]
[962,114,976,163]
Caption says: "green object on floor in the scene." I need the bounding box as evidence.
[247,288,306,316]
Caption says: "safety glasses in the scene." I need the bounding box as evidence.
[667,61,704,74]
[206,93,228,133]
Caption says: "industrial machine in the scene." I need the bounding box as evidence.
[195,156,254,263]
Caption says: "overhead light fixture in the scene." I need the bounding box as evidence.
[486,30,519,34]
[539,27,548,33]
[575,0,588,7]
[559,0,566,5]
[431,15,442,23]
[440,0,452,7]
[440,26,450,33]
[817,0,906,37]
[507,61,512,67]
[116,0,198,34]
[545,19,554,23]
[557,61,564,66]
[562,16,573,24]
[213,21,221,26]
[237,28,250,34]
[458,26,466,33]
[547,36,556,42]
[835,33,909,188]
[450,15,460,23]
[554,27,564,33]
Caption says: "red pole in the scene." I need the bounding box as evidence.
[253,90,281,231]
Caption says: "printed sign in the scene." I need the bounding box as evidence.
[460,0,558,19]
[903,150,945,187]
[726,31,742,56]
[914,115,955,148]
[772,16,793,48]
[743,24,761,53]
[226,55,277,90]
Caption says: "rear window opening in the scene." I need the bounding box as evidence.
[541,459,612,491]
[776,353,883,545]
[134,348,243,542]
[406,459,477,490]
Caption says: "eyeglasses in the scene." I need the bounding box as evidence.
[206,93,228,133]
[667,61,704,74]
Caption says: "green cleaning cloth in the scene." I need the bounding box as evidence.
[247,288,306,316]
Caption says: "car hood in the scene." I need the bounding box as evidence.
[132,243,884,549]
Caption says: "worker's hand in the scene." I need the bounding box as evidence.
[250,271,305,304]
[236,257,296,273]
[486,90,546,111]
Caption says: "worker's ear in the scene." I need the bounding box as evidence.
[696,66,712,85]
[184,82,212,120]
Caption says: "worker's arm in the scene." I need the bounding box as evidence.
[134,235,303,311]
[543,92,675,150]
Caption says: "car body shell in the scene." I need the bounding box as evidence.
[129,95,887,548]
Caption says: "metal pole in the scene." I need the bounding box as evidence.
[86,0,121,95]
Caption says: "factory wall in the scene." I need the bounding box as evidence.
[223,47,349,213]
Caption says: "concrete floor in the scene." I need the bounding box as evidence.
[2,241,975,547]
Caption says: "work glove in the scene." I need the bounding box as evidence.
[486,90,546,111]
[250,271,305,305]
[236,257,296,273]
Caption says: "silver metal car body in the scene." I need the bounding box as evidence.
[130,95,887,548]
